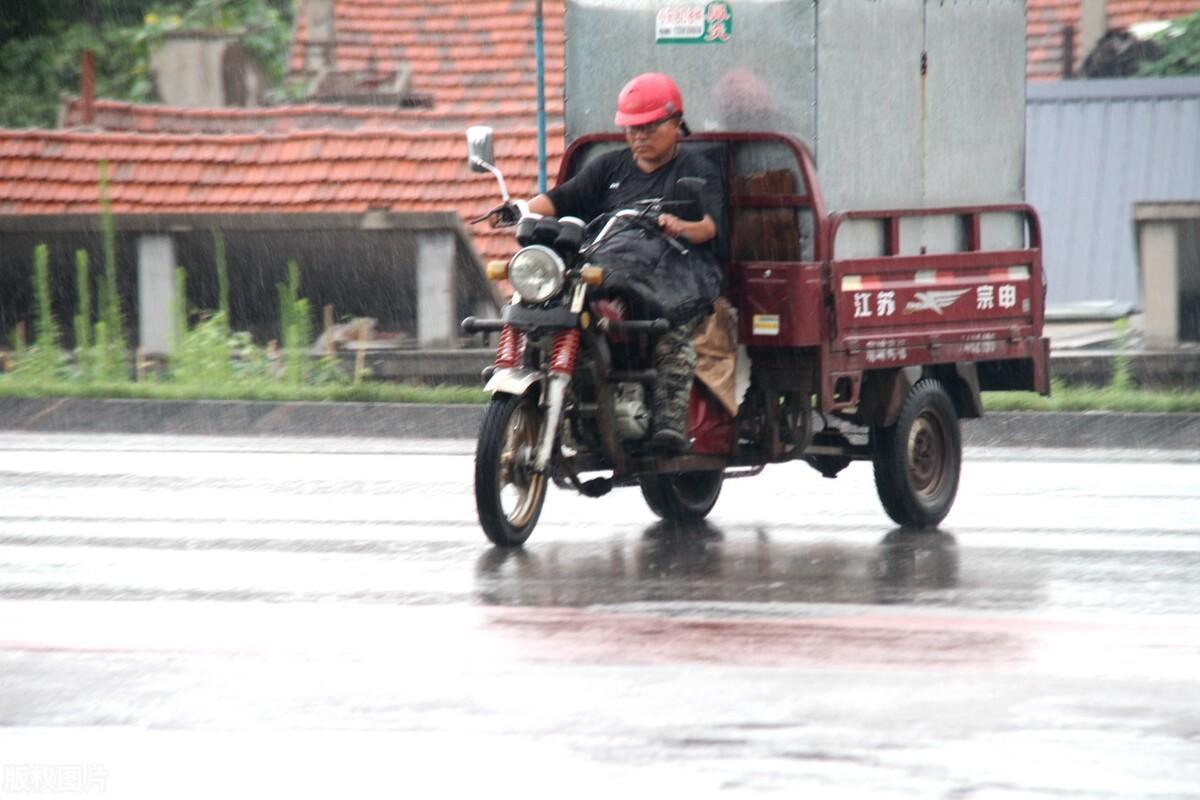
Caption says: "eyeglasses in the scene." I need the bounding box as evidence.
[624,115,679,137]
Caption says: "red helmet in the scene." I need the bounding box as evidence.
[614,72,685,127]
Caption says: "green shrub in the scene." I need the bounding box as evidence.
[278,260,312,385]
[169,268,233,385]
[172,313,236,385]
[214,228,231,331]
[93,163,128,382]
[14,244,69,381]
[1111,317,1133,390]
[73,249,93,380]
[1139,11,1200,77]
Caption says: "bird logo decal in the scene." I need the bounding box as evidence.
[904,289,970,315]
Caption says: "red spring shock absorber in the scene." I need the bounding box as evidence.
[549,328,581,376]
[493,325,525,369]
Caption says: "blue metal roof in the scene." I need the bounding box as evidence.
[1026,77,1200,308]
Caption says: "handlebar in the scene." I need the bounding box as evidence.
[474,199,692,257]
[468,199,529,227]
[597,317,671,334]
[587,206,689,256]
[461,317,506,333]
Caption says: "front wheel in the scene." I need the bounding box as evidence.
[639,470,724,522]
[872,379,962,528]
[475,393,548,547]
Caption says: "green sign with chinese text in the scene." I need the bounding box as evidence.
[656,2,733,44]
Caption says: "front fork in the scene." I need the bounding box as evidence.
[534,327,581,471]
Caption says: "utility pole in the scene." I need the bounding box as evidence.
[535,0,547,194]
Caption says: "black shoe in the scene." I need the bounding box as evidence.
[651,428,688,454]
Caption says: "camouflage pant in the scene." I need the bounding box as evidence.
[652,312,705,435]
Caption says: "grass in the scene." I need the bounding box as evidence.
[984,319,1200,413]
[0,379,487,405]
[3,376,1197,413]
[984,385,1200,414]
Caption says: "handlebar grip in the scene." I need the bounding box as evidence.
[461,317,506,333]
[601,318,671,334]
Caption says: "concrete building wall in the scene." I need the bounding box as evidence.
[151,34,265,108]
[137,235,178,355]
[1136,203,1200,346]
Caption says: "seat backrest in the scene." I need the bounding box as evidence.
[726,137,814,262]
[731,169,803,263]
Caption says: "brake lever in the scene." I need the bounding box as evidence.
[664,235,689,255]
[468,201,522,227]
[468,205,506,225]
[632,209,689,254]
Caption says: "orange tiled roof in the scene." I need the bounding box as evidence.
[60,97,558,134]
[44,1,570,266]
[287,0,1193,90]
[291,0,565,118]
[1108,0,1200,27]
[1027,0,1200,80]
[0,127,563,263]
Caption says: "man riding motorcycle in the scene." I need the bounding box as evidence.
[521,72,725,453]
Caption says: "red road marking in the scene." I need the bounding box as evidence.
[483,607,1194,670]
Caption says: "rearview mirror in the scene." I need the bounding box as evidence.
[667,177,706,222]
[466,126,496,173]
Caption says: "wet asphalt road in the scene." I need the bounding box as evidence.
[1,432,1199,799]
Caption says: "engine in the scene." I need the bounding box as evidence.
[612,382,650,440]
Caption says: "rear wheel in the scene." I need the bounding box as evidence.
[639,470,724,522]
[475,393,548,546]
[872,379,961,528]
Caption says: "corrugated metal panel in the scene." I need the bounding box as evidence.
[814,0,924,220]
[564,0,818,143]
[1027,77,1200,307]
[565,0,1026,259]
[924,0,1026,252]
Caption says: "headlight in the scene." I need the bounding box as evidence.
[508,245,565,304]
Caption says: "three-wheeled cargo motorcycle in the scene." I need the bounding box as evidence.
[462,125,1050,546]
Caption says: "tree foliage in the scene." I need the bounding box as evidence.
[0,0,293,129]
[0,0,153,40]
[1139,11,1200,77]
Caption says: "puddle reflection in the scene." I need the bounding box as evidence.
[475,524,959,608]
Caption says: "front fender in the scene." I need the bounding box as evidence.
[485,367,544,397]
